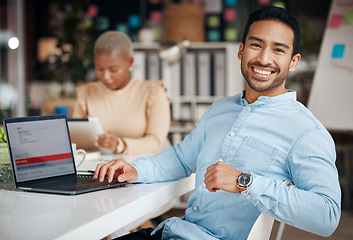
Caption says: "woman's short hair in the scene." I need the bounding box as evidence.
[94,31,134,58]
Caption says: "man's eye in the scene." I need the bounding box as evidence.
[274,48,285,53]
[250,43,261,48]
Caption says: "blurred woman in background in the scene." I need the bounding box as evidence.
[73,31,170,155]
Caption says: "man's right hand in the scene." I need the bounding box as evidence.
[93,159,138,183]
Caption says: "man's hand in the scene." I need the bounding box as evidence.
[97,132,119,152]
[93,159,138,183]
[204,161,242,193]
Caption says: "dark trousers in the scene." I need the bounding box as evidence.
[114,227,163,240]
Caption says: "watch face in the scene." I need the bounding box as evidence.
[238,173,251,186]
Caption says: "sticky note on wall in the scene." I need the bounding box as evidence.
[207,15,221,28]
[224,0,237,6]
[150,11,163,24]
[116,23,128,34]
[224,28,238,41]
[207,30,221,41]
[344,9,353,24]
[329,14,344,28]
[128,14,141,29]
[154,27,163,41]
[224,8,237,22]
[331,44,346,58]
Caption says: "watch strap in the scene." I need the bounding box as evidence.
[238,185,247,192]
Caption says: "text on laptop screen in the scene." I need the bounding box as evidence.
[6,118,75,182]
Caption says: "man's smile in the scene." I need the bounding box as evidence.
[253,67,272,76]
[249,64,279,80]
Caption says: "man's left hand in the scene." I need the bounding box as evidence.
[204,161,242,193]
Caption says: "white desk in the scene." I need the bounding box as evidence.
[0,155,195,240]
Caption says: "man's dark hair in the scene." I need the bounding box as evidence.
[241,6,301,57]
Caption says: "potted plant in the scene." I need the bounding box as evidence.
[0,127,12,183]
[40,0,100,97]
[0,127,9,164]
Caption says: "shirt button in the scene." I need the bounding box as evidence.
[229,132,235,137]
[246,194,251,199]
[203,183,206,188]
[193,206,198,211]
[219,159,223,162]
[247,106,252,111]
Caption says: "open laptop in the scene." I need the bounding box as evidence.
[3,114,125,195]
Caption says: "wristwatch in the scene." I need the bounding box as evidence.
[237,172,252,192]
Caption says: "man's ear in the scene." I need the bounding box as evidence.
[289,53,301,72]
[238,42,244,60]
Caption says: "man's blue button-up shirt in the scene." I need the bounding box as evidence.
[132,91,341,240]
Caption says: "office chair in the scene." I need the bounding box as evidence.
[247,212,275,240]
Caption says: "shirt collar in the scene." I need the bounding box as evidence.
[241,90,297,106]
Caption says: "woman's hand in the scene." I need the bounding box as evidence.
[97,132,119,152]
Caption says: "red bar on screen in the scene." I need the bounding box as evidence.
[15,153,73,166]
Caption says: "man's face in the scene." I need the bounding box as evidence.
[238,20,300,97]
[94,49,133,91]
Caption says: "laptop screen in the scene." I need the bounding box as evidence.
[4,115,75,183]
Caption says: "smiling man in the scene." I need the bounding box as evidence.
[238,14,301,103]
[94,6,341,240]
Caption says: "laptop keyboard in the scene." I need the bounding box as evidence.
[27,174,120,190]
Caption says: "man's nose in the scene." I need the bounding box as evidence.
[257,48,272,65]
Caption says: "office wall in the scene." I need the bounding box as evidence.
[308,0,353,131]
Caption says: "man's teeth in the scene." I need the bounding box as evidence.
[253,68,271,75]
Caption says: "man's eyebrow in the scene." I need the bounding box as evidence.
[274,42,290,49]
[248,36,263,42]
[248,36,290,49]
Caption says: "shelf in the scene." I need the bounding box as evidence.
[132,42,244,143]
